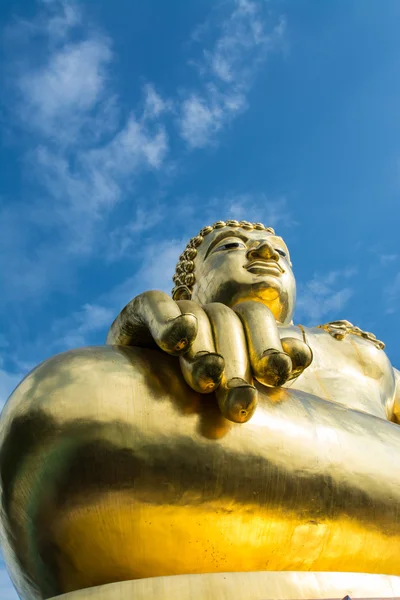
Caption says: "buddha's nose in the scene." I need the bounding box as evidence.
[246,240,280,262]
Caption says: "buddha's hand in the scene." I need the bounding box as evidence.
[106,291,312,423]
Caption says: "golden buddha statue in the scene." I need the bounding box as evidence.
[1,219,400,600]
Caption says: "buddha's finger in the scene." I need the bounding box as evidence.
[177,300,225,394]
[203,302,257,424]
[106,290,198,355]
[234,301,292,387]
[281,337,313,379]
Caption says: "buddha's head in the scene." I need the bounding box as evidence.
[172,220,296,325]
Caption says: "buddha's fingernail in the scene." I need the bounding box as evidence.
[219,380,257,424]
[259,349,292,387]
[161,313,198,355]
[192,352,224,393]
[280,337,313,371]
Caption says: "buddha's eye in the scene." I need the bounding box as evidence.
[214,240,246,253]
[275,248,287,257]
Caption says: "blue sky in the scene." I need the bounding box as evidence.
[1,0,400,597]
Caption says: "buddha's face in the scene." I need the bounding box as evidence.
[191,228,296,324]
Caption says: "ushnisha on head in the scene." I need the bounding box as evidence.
[172,220,296,325]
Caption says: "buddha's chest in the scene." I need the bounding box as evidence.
[283,326,395,419]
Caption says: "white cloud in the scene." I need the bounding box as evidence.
[31,115,168,256]
[2,0,171,296]
[180,93,223,148]
[106,206,165,262]
[20,29,169,232]
[44,0,81,40]
[205,0,277,84]
[143,83,172,120]
[4,0,79,45]
[19,38,113,142]
[56,303,115,349]
[179,88,246,148]
[179,0,285,148]
[86,116,168,174]
[296,269,356,324]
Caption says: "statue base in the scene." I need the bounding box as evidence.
[50,572,400,599]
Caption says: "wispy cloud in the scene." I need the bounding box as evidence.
[44,0,81,40]
[204,0,282,84]
[379,253,398,266]
[0,361,23,409]
[143,83,172,121]
[385,272,400,314]
[178,0,285,148]
[47,237,185,352]
[296,268,356,324]
[214,194,296,230]
[15,9,169,243]
[53,303,116,349]
[179,88,246,149]
[18,37,113,142]
[106,206,166,262]
[2,0,286,308]
[1,0,171,304]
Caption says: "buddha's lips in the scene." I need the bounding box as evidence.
[245,260,283,275]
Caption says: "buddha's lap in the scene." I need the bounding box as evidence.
[2,345,400,597]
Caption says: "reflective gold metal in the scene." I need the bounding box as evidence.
[317,320,385,350]
[1,222,399,600]
[49,572,400,600]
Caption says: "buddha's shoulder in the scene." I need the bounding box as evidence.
[280,320,386,353]
[280,321,394,387]
[285,320,390,365]
[315,320,385,350]
[280,320,382,347]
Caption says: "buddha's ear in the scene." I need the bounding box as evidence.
[172,285,192,301]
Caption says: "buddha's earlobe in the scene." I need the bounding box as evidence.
[172,285,192,301]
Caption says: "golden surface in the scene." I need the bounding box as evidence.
[49,572,400,600]
[1,221,400,600]
[1,346,400,598]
